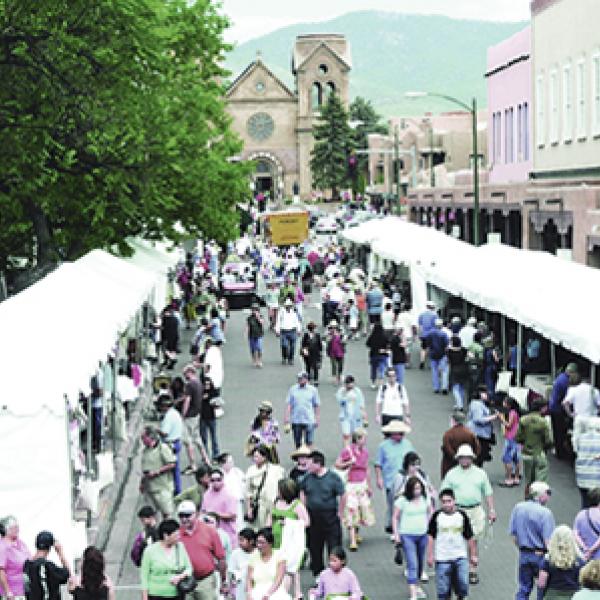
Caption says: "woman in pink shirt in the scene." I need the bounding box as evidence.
[0,516,31,598]
[334,428,375,551]
[498,396,522,487]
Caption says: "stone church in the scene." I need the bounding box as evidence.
[226,34,351,201]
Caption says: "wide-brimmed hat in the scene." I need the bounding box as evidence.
[259,400,273,412]
[290,444,312,459]
[455,444,476,459]
[381,420,411,434]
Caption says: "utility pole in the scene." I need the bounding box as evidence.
[472,97,480,246]
[394,124,401,210]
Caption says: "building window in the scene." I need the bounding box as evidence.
[326,81,336,98]
[504,108,514,163]
[536,74,545,147]
[517,104,522,160]
[523,102,529,160]
[311,82,322,110]
[496,111,502,162]
[576,58,586,139]
[593,52,600,135]
[549,68,559,143]
[562,63,573,142]
[491,112,497,163]
[319,64,328,75]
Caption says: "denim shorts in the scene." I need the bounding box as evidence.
[248,336,263,353]
[436,557,469,599]
[502,438,521,465]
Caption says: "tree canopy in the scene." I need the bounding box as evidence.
[349,96,387,177]
[310,93,353,201]
[0,0,251,276]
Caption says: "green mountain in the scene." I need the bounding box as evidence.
[224,11,528,117]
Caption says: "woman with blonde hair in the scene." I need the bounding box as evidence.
[537,525,583,598]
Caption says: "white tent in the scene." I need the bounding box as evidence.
[349,216,600,364]
[0,248,163,557]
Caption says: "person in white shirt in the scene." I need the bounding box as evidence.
[204,338,224,390]
[376,367,411,426]
[381,302,396,337]
[276,299,302,365]
[562,373,600,448]
[228,528,257,600]
[217,452,246,531]
[459,317,477,350]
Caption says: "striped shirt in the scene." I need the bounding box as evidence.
[575,432,600,489]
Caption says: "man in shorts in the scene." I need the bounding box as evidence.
[441,444,496,585]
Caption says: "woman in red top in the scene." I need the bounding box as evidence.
[334,429,375,551]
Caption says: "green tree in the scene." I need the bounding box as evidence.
[349,96,387,177]
[310,93,353,201]
[0,0,251,278]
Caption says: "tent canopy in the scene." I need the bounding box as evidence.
[350,216,600,364]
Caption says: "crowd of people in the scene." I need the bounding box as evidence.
[4,215,600,600]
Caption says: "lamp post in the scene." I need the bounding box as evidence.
[406,91,480,245]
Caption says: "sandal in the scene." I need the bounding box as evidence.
[498,480,514,487]
[469,572,479,584]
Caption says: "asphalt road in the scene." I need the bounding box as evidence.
[107,294,581,599]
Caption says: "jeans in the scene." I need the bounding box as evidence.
[171,439,182,495]
[516,550,544,600]
[484,365,497,401]
[280,329,297,362]
[292,423,315,448]
[401,533,428,584]
[199,418,220,458]
[435,557,469,599]
[385,487,395,530]
[393,362,406,385]
[452,383,465,409]
[430,356,448,392]
[304,359,320,384]
[370,355,388,382]
[92,406,103,453]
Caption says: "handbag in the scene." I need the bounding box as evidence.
[175,543,197,596]
[247,467,268,523]
[394,541,404,565]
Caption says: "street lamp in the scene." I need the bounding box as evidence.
[406,91,481,245]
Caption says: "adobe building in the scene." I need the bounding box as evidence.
[226,34,351,201]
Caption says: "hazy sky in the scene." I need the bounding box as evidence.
[220,0,530,43]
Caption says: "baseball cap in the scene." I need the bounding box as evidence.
[177,500,197,516]
[297,371,309,380]
[35,531,54,551]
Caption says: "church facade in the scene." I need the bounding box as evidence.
[226,34,351,201]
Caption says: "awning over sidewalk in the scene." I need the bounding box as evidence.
[348,216,600,364]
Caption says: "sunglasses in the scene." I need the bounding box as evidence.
[178,513,194,519]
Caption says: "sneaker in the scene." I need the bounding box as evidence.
[181,466,196,476]
[416,589,427,599]
[420,572,429,582]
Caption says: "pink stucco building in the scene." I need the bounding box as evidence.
[486,26,532,184]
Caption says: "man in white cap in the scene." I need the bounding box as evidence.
[374,420,415,536]
[177,499,228,598]
[276,298,302,365]
[508,481,554,600]
[418,300,437,369]
[441,444,496,585]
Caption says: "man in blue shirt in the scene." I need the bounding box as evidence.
[418,300,438,369]
[284,371,321,448]
[366,281,384,326]
[374,420,415,534]
[427,319,449,394]
[548,363,578,460]
[508,481,555,600]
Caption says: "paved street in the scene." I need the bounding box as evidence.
[108,295,581,599]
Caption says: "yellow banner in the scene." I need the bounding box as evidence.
[268,212,309,246]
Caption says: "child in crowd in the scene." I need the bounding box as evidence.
[228,528,257,600]
[311,547,362,599]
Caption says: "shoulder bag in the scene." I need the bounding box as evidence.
[247,466,268,523]
[175,543,197,597]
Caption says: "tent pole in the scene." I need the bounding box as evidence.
[516,323,523,386]
[501,315,507,370]
[111,356,118,455]
[65,395,75,520]
[550,342,556,380]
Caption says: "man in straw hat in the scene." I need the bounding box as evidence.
[374,420,415,536]
[441,444,496,585]
[289,444,312,485]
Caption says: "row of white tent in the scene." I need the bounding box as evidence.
[0,240,180,559]
[341,216,600,366]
